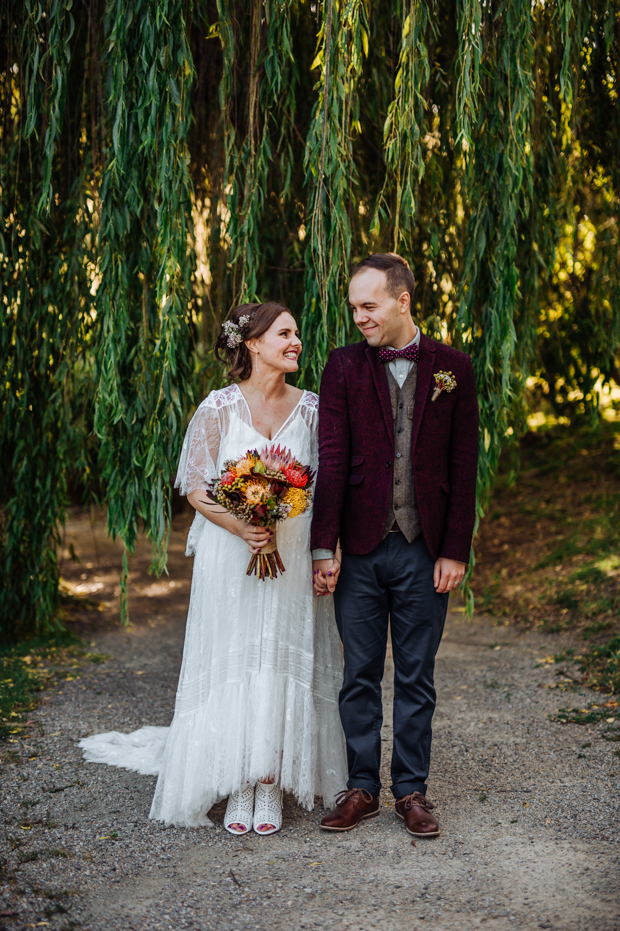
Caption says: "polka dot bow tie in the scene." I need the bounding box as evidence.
[378,343,419,365]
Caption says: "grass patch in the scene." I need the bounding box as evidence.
[17,846,73,865]
[473,420,620,695]
[575,635,620,693]
[569,566,608,585]
[0,635,111,741]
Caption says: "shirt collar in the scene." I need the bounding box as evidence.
[387,325,420,353]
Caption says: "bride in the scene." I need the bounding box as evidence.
[79,301,347,835]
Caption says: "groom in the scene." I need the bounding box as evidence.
[311,253,479,838]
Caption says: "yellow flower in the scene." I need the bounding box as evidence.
[245,480,268,505]
[283,486,308,518]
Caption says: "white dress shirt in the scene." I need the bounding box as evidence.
[312,326,420,562]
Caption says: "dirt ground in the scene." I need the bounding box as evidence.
[0,509,619,931]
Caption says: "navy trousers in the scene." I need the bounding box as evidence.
[333,532,449,799]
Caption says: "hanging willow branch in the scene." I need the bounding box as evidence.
[300,0,369,388]
[0,0,93,637]
[455,0,482,150]
[457,0,536,582]
[226,0,296,304]
[374,0,431,254]
[94,0,195,619]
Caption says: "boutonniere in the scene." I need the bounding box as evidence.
[432,371,457,402]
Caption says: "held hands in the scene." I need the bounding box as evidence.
[312,557,341,596]
[433,557,466,593]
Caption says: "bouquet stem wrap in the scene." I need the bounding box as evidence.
[246,525,286,580]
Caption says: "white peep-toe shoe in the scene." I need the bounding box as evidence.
[253,781,283,835]
[224,784,255,835]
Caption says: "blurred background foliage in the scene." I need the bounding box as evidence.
[1,0,619,640]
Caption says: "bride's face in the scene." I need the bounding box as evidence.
[248,312,302,374]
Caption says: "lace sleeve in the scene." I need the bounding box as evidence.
[174,397,222,496]
[304,392,320,474]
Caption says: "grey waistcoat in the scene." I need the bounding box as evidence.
[382,364,422,543]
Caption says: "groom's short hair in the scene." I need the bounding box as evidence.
[351,253,416,306]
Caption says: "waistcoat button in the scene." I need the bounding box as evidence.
[396,453,402,458]
[394,504,400,510]
[395,479,401,486]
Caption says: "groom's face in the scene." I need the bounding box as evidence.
[349,268,411,348]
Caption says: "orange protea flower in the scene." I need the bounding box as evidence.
[245,480,268,505]
[236,458,255,476]
[284,465,308,488]
[282,486,308,518]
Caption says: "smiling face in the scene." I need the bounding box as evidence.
[247,311,301,373]
[349,267,416,348]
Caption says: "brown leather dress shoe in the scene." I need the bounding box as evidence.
[320,789,380,831]
[395,792,439,837]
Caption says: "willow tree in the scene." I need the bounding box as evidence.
[1,0,619,639]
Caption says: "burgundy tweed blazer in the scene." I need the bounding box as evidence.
[310,333,479,564]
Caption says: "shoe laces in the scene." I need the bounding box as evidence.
[399,791,435,812]
[334,788,374,809]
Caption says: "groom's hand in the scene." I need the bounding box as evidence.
[434,557,466,593]
[313,558,341,595]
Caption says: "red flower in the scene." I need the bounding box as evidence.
[220,471,235,486]
[284,465,308,488]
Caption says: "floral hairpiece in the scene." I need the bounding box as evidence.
[223,314,252,349]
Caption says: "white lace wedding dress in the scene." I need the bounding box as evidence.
[79,385,347,827]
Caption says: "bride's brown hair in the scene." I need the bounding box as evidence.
[214,301,292,383]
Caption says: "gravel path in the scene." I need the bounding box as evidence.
[1,512,618,931]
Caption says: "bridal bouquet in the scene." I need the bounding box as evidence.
[206,445,315,580]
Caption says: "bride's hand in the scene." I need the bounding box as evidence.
[312,557,341,595]
[235,522,273,555]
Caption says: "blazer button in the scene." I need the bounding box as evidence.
[387,460,392,468]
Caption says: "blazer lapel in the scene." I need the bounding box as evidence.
[411,333,437,452]
[365,344,394,444]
